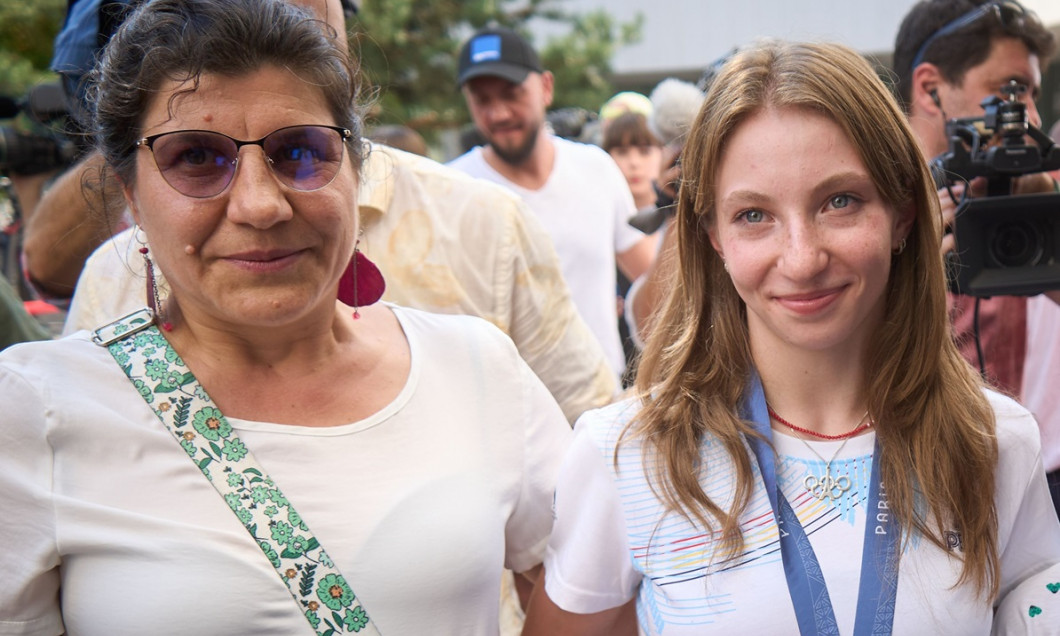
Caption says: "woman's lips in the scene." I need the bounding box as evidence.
[774,287,844,315]
[223,248,304,272]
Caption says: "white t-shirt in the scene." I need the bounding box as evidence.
[0,306,571,636]
[448,137,644,378]
[1022,294,1060,473]
[545,392,1060,635]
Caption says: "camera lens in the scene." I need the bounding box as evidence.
[0,125,72,175]
[988,221,1046,268]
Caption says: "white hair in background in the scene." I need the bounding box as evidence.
[648,78,706,147]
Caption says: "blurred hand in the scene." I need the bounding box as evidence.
[656,143,682,201]
[938,180,972,257]
[1012,172,1057,195]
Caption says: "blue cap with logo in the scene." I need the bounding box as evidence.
[457,26,543,87]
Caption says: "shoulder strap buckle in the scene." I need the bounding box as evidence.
[91,307,157,347]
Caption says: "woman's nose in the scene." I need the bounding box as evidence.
[778,224,828,279]
[225,149,294,228]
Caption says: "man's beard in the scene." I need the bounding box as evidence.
[487,121,540,166]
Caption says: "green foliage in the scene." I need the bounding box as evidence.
[0,0,66,95]
[350,0,641,137]
[0,0,641,136]
[540,10,644,112]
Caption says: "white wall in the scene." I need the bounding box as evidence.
[545,0,1060,78]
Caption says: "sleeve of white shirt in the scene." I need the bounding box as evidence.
[622,221,671,352]
[992,392,1060,604]
[543,417,641,613]
[0,357,65,635]
[504,352,575,574]
[993,563,1060,636]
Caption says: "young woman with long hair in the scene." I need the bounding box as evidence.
[522,39,1060,635]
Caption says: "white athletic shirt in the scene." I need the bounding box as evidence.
[0,305,571,635]
[545,392,1060,635]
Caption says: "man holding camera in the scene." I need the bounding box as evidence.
[894,0,1059,514]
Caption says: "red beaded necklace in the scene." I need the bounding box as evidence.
[767,405,872,441]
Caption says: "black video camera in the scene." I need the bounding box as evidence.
[546,107,597,141]
[0,82,79,176]
[932,81,1060,297]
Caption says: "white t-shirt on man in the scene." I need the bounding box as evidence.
[449,135,645,378]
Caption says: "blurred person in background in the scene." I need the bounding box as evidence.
[601,111,663,214]
[1020,115,1060,523]
[0,274,50,349]
[450,26,655,382]
[893,0,1057,397]
[895,0,1060,524]
[622,77,706,349]
[365,123,428,157]
[600,108,664,383]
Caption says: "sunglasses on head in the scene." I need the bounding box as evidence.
[910,1,1030,70]
[136,124,353,199]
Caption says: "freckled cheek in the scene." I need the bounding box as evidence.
[719,248,770,295]
[845,231,891,264]
[720,233,773,266]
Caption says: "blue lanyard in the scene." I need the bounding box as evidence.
[744,377,898,635]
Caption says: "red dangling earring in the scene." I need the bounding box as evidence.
[337,242,385,319]
[136,227,173,332]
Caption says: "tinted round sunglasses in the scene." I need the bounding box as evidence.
[135,124,353,199]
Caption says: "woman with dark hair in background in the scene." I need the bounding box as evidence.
[601,111,664,215]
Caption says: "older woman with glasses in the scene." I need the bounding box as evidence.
[0,1,570,634]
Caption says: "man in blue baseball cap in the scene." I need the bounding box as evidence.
[457,26,544,87]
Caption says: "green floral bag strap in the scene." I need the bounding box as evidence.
[93,309,381,636]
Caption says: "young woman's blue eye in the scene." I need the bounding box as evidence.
[740,209,765,223]
[830,194,852,209]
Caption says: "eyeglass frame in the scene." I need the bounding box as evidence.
[135,124,354,199]
[910,0,1029,71]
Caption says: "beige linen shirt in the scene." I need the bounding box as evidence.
[64,144,616,423]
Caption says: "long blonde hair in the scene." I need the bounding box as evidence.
[627,40,999,598]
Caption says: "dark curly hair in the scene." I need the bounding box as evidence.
[893,0,1056,111]
[88,0,365,186]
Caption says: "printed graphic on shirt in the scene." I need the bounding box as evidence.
[605,431,874,634]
